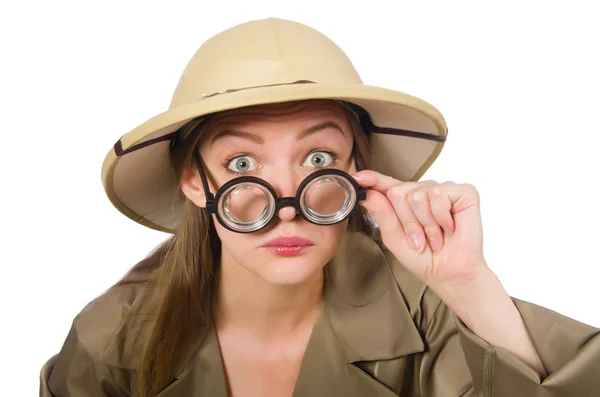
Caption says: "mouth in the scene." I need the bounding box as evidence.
[261,236,315,256]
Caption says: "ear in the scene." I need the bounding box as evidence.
[180,167,207,208]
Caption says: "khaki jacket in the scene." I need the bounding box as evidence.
[40,232,600,396]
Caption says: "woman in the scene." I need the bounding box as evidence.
[40,17,599,397]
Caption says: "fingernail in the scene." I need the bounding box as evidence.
[410,234,424,251]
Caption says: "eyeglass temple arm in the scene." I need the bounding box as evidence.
[351,141,361,172]
[192,150,216,206]
[350,142,370,202]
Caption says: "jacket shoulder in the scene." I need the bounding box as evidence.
[73,280,156,370]
[42,281,156,396]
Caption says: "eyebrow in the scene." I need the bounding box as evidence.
[210,121,346,146]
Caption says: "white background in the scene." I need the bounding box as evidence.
[2,1,599,394]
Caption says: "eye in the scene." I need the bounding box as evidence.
[303,151,336,168]
[226,155,258,173]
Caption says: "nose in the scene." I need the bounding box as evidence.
[278,204,297,222]
[268,167,302,221]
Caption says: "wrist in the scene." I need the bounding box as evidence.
[436,266,547,376]
[437,266,507,331]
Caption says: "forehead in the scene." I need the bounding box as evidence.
[204,100,352,135]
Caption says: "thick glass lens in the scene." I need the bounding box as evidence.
[218,183,275,231]
[300,175,355,224]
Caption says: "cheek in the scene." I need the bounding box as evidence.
[317,221,348,254]
[214,222,254,254]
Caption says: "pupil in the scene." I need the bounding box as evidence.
[312,154,324,166]
[236,158,249,171]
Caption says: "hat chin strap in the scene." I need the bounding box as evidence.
[340,101,446,143]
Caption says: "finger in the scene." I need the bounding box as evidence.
[387,181,438,252]
[352,170,401,195]
[442,182,481,213]
[407,186,444,253]
[358,188,408,248]
[353,169,439,198]
[429,184,455,236]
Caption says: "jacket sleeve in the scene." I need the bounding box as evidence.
[422,297,600,397]
[39,322,129,397]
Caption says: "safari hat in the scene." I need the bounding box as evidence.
[101,17,448,233]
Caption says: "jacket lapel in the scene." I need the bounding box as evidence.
[292,308,423,397]
[292,311,398,397]
[157,321,228,397]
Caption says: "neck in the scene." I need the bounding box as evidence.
[213,255,324,339]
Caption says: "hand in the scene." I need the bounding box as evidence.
[353,170,489,294]
[352,170,547,374]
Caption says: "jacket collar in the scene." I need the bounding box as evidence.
[167,231,425,396]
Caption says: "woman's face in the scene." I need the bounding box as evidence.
[184,100,356,286]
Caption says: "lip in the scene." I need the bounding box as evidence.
[262,236,315,247]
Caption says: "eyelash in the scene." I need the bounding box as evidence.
[221,150,339,176]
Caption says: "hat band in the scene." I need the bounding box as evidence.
[199,79,316,100]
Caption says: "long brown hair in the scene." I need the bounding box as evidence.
[115,100,378,397]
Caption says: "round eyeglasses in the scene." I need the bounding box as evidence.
[193,151,366,233]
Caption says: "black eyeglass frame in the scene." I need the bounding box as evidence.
[192,150,367,233]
